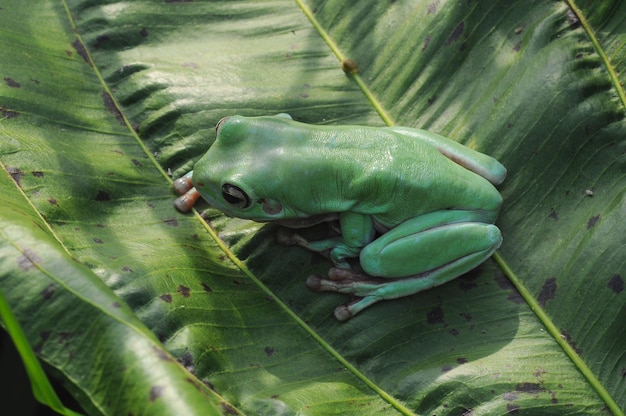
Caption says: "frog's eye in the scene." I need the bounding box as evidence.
[222,183,250,209]
[216,117,230,134]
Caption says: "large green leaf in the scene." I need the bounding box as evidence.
[1,0,624,415]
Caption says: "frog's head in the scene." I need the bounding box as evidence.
[191,114,321,222]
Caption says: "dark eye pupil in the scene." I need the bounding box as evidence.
[222,184,250,208]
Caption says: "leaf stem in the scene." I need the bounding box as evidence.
[566,1,626,112]
[295,0,395,126]
[492,253,624,416]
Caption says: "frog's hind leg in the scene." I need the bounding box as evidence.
[308,217,502,321]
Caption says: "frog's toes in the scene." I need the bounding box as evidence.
[174,188,200,213]
[173,176,193,195]
[334,296,381,321]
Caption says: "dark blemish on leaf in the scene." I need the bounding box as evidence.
[460,312,472,321]
[426,305,444,325]
[221,402,239,416]
[163,217,179,227]
[621,368,626,378]
[513,41,521,52]
[508,291,524,304]
[153,345,174,362]
[201,282,212,292]
[299,93,309,99]
[445,22,464,46]
[264,347,275,357]
[427,2,437,14]
[32,171,44,177]
[427,96,437,105]
[48,198,57,205]
[101,91,125,126]
[7,167,24,185]
[65,50,73,57]
[341,59,359,74]
[608,274,624,293]
[132,159,142,167]
[561,331,582,354]
[149,385,164,402]
[548,209,558,220]
[449,328,459,336]
[587,214,600,229]
[93,34,110,50]
[534,368,547,378]
[140,27,148,37]
[566,9,580,27]
[266,296,274,302]
[40,283,56,300]
[441,364,452,373]
[160,294,172,303]
[95,190,110,201]
[422,35,431,51]
[507,404,520,414]
[232,278,244,285]
[112,302,121,308]
[515,382,544,394]
[537,277,557,308]
[17,248,42,271]
[457,357,468,364]
[71,39,91,65]
[458,273,478,291]
[122,265,133,273]
[177,285,191,298]
[179,351,195,373]
[93,238,103,244]
[515,27,523,34]
[96,224,105,228]
[4,77,21,88]
[1,106,19,118]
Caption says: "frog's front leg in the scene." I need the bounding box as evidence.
[307,210,502,321]
[278,212,376,270]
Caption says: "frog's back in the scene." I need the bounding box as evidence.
[316,125,503,227]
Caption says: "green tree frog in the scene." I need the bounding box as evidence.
[174,114,506,321]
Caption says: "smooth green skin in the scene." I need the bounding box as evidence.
[174,114,506,320]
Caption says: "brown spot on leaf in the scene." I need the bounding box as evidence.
[426,305,445,325]
[95,190,110,201]
[32,171,44,177]
[4,77,21,88]
[140,27,149,37]
[160,294,172,303]
[71,39,91,65]
[264,346,275,357]
[516,382,545,394]
[7,167,24,185]
[17,248,41,271]
[587,214,600,229]
[513,41,521,52]
[608,274,624,294]
[131,159,142,167]
[163,217,179,227]
[561,331,582,354]
[48,198,57,205]
[548,209,558,220]
[422,35,431,51]
[457,357,468,364]
[537,277,557,308]
[1,106,19,118]
[179,351,195,373]
[101,91,125,126]
[221,402,238,416]
[93,238,103,244]
[149,385,164,402]
[40,283,56,300]
[201,282,212,292]
[445,21,465,45]
[177,285,190,298]
[460,312,472,322]
[122,266,133,272]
